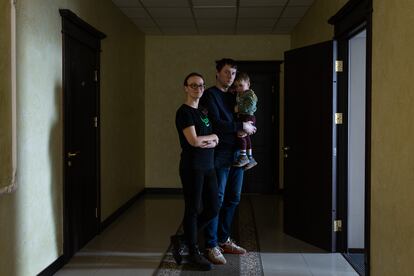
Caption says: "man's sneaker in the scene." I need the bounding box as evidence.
[244,157,258,170]
[188,247,212,271]
[233,155,250,167]
[170,234,184,265]
[205,246,227,265]
[219,238,247,254]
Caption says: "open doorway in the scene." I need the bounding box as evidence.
[237,61,281,194]
[346,28,367,274]
[329,0,373,274]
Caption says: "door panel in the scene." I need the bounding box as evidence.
[237,62,280,194]
[66,38,98,251]
[61,10,104,258]
[283,41,334,251]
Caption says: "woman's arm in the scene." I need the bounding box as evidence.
[182,126,219,148]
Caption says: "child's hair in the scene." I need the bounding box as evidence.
[215,58,237,72]
[234,72,250,83]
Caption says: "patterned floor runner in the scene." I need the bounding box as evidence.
[155,197,263,275]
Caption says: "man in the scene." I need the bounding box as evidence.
[200,58,256,264]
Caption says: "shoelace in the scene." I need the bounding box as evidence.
[225,238,242,249]
[212,247,223,256]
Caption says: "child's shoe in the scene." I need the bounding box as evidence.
[233,155,250,167]
[244,156,258,170]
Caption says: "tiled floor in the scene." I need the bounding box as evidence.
[56,194,359,276]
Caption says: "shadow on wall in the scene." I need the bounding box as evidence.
[49,83,63,255]
[0,195,17,275]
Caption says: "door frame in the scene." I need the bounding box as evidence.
[329,0,373,274]
[236,60,282,193]
[60,9,105,261]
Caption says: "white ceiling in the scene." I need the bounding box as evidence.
[112,0,315,35]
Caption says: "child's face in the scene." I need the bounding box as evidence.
[234,80,250,93]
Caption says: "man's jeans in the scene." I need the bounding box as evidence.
[205,152,244,248]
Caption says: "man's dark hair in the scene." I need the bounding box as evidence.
[183,72,204,86]
[215,58,237,72]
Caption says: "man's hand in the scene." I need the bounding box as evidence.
[242,121,256,135]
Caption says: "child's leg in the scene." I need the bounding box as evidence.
[234,136,249,167]
[245,135,252,157]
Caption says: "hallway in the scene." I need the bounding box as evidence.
[55,194,358,275]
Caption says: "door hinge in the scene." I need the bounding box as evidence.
[95,208,98,218]
[272,115,275,123]
[335,113,343,125]
[94,70,98,82]
[335,60,343,72]
[334,220,342,232]
[271,86,275,93]
[94,116,98,128]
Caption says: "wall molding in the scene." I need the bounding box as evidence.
[0,0,17,196]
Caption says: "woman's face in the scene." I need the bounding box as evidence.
[185,76,205,100]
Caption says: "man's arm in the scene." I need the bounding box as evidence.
[200,91,243,134]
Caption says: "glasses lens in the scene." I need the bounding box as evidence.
[189,83,205,89]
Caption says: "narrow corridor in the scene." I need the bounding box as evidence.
[56,194,358,275]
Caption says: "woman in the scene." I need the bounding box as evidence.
[171,72,219,271]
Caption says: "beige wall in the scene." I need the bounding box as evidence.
[292,0,414,274]
[0,0,13,191]
[371,1,414,275]
[0,0,145,275]
[291,0,348,48]
[145,35,290,188]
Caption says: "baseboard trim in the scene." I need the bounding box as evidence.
[349,248,365,254]
[38,187,181,275]
[100,189,146,231]
[37,255,65,276]
[144,187,183,194]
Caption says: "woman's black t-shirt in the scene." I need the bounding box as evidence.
[176,104,214,170]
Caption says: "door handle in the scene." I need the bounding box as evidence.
[283,146,290,151]
[67,151,80,158]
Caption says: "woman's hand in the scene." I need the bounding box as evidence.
[200,134,219,148]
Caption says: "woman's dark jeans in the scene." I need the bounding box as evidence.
[180,168,219,247]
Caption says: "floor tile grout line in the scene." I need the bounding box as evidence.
[300,253,315,276]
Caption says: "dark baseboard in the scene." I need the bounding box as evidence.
[100,189,146,231]
[349,248,365,254]
[144,187,183,194]
[37,255,65,276]
[39,187,181,275]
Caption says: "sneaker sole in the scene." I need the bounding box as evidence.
[244,162,257,170]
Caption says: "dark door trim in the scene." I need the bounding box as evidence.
[237,60,282,193]
[60,9,105,262]
[329,0,372,275]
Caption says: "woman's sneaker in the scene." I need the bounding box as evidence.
[188,247,212,271]
[170,234,184,265]
[205,246,227,264]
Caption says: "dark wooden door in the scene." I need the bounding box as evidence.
[61,10,105,258]
[237,61,281,194]
[283,41,335,251]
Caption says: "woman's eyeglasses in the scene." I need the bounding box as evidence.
[187,83,205,90]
